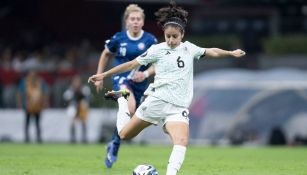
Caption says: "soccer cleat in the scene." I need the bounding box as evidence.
[104,89,130,101]
[105,142,117,168]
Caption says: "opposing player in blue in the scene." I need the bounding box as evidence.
[94,4,157,168]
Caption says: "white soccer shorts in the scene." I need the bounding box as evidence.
[135,96,189,126]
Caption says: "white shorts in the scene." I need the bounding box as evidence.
[135,96,189,126]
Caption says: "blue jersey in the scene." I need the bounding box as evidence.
[106,30,157,74]
[105,30,157,106]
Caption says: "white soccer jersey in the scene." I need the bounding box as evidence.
[136,41,206,107]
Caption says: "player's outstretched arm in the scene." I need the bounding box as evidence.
[97,48,113,74]
[88,59,141,84]
[205,48,246,58]
[94,48,114,92]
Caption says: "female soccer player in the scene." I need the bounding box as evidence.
[94,4,157,168]
[90,1,245,174]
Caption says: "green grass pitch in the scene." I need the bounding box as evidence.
[0,143,307,175]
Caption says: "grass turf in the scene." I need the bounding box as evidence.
[0,143,307,175]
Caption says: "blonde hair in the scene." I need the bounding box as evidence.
[124,4,145,20]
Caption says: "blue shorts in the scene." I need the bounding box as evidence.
[112,75,148,108]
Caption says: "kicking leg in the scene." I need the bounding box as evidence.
[114,93,151,139]
[104,89,136,168]
[118,114,152,140]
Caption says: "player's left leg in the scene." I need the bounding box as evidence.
[164,121,189,175]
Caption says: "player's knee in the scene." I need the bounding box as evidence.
[174,137,189,147]
[119,131,132,140]
[119,133,126,140]
[129,110,135,116]
[127,100,136,115]
[128,107,135,116]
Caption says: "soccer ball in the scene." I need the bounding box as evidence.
[132,164,159,175]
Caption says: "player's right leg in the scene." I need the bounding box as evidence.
[104,88,136,115]
[104,88,132,166]
[117,96,162,139]
[103,85,137,168]
[118,114,152,140]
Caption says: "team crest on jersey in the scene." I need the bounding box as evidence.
[138,42,145,50]
[184,46,190,54]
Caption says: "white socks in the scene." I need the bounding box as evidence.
[116,97,131,134]
[166,145,186,175]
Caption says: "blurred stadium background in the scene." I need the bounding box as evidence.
[1,0,307,146]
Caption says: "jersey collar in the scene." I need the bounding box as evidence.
[126,30,144,41]
[165,42,183,50]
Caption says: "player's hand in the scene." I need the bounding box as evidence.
[132,71,146,83]
[94,80,103,92]
[88,73,105,84]
[231,49,246,58]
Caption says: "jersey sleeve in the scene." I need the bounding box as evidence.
[151,35,158,45]
[186,41,206,60]
[105,33,120,53]
[146,32,158,46]
[136,45,159,66]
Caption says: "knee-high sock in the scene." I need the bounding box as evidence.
[116,97,131,134]
[166,145,186,175]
